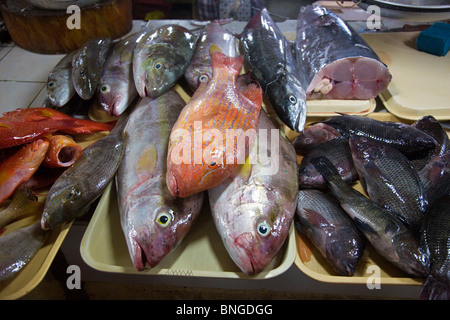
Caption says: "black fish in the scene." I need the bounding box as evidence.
[295,189,365,276]
[420,195,450,300]
[349,135,428,233]
[311,156,429,277]
[418,151,450,206]
[241,8,307,132]
[318,114,437,157]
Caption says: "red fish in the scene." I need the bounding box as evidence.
[42,135,82,168]
[0,139,49,204]
[166,51,262,198]
[0,108,115,149]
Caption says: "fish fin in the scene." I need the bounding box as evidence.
[209,43,223,54]
[238,81,263,109]
[232,156,252,181]
[302,208,331,228]
[310,156,341,180]
[353,217,377,236]
[420,274,450,300]
[211,51,244,75]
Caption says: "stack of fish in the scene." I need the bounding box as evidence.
[294,114,450,300]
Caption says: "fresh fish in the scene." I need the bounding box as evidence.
[311,156,429,277]
[241,8,307,133]
[208,111,298,275]
[133,25,198,98]
[420,195,450,300]
[0,139,49,204]
[411,115,449,170]
[317,114,437,157]
[0,221,47,282]
[418,152,450,206]
[42,135,82,168]
[349,135,428,232]
[166,51,262,198]
[0,107,115,149]
[0,187,43,230]
[184,21,239,91]
[298,138,357,189]
[98,32,143,116]
[41,112,128,230]
[295,189,365,276]
[292,122,342,155]
[47,51,76,107]
[295,5,391,100]
[117,90,204,270]
[72,38,113,100]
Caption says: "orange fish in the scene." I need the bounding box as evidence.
[42,135,82,168]
[0,107,115,149]
[0,139,49,204]
[166,51,262,198]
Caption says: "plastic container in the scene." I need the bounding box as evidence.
[362,32,450,121]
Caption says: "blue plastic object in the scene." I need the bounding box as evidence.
[416,22,450,57]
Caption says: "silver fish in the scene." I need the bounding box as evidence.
[98,32,143,116]
[208,111,298,275]
[72,38,113,100]
[241,8,307,133]
[295,189,365,276]
[47,51,76,107]
[41,113,128,230]
[133,25,198,98]
[117,90,204,271]
[0,221,47,282]
[184,21,239,91]
[295,5,391,100]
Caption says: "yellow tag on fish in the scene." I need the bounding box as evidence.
[0,123,10,129]
[39,109,53,117]
[209,44,222,55]
[136,144,157,175]
[234,155,252,181]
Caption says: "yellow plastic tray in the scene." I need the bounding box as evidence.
[0,217,72,300]
[292,112,447,285]
[362,32,450,121]
[81,181,296,279]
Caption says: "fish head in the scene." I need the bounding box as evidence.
[267,73,307,133]
[184,65,212,91]
[326,230,365,276]
[349,135,386,163]
[97,74,134,117]
[123,191,204,270]
[298,162,325,189]
[293,123,341,155]
[41,183,89,230]
[394,232,430,277]
[223,201,292,275]
[135,44,188,98]
[47,73,72,107]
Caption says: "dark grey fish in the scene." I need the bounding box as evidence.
[293,122,342,155]
[241,8,307,133]
[298,138,357,189]
[47,51,76,107]
[184,21,239,91]
[133,25,198,98]
[349,135,428,232]
[41,110,129,230]
[420,195,450,300]
[311,156,429,277]
[0,221,47,282]
[418,151,450,206]
[295,189,365,276]
[295,5,391,100]
[318,114,437,157]
[72,38,114,100]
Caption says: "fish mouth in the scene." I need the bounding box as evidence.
[131,238,158,270]
[233,232,266,275]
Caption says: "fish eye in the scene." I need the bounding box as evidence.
[208,161,217,169]
[154,63,162,70]
[289,95,297,104]
[199,74,209,82]
[100,84,110,93]
[48,81,55,88]
[257,221,272,237]
[156,212,172,227]
[65,188,78,200]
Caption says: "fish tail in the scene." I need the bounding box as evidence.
[0,186,43,229]
[212,51,244,75]
[239,82,263,108]
[420,274,450,300]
